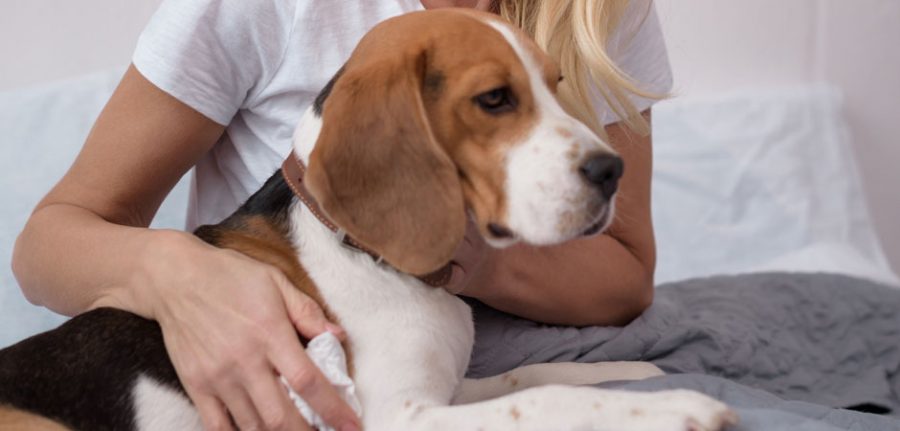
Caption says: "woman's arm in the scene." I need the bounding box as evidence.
[462,111,656,327]
[12,66,222,315]
[12,66,360,431]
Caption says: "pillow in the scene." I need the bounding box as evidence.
[650,85,899,287]
[0,69,190,347]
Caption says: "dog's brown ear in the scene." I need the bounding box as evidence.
[305,53,466,276]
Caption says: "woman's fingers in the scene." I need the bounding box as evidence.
[245,368,313,431]
[156,247,357,431]
[217,381,264,431]
[445,217,489,294]
[445,263,468,294]
[188,389,235,431]
[277,275,345,341]
[269,276,359,430]
[269,328,360,431]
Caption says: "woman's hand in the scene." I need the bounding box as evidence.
[126,231,361,431]
[445,218,491,295]
[13,67,361,430]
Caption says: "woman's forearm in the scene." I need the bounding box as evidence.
[465,233,654,326]
[12,202,192,317]
[11,65,227,318]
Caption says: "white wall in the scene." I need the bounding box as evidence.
[1,0,898,273]
[0,0,161,90]
[655,0,900,274]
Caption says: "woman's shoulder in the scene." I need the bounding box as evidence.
[132,0,298,124]
[132,0,420,125]
[608,0,672,87]
[596,0,673,124]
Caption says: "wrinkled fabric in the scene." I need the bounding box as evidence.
[651,87,899,287]
[603,374,900,431]
[467,272,900,428]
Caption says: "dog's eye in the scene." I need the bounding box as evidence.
[474,87,516,114]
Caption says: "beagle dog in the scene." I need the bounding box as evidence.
[0,9,737,431]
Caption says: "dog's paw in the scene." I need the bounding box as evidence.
[625,389,738,431]
[554,386,737,431]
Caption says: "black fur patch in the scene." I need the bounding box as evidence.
[0,170,297,430]
[196,169,297,244]
[312,66,345,116]
[0,308,178,431]
[231,170,296,221]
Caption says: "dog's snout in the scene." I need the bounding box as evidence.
[579,154,624,200]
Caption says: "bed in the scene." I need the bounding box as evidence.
[1,71,898,429]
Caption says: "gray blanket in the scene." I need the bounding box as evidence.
[466,272,900,430]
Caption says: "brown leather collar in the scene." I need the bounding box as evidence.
[281,154,452,287]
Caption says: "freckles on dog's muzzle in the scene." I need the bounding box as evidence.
[578,153,624,200]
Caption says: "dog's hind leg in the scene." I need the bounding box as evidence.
[0,406,71,431]
[453,361,664,405]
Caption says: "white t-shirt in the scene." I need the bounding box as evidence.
[133,0,672,230]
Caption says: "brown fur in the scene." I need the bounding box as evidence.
[306,10,561,275]
[0,406,71,431]
[213,216,327,311]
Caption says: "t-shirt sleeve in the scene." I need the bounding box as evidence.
[132,0,297,125]
[596,0,673,125]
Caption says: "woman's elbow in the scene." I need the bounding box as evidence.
[622,251,657,322]
[584,272,655,327]
[629,277,655,318]
[11,225,44,306]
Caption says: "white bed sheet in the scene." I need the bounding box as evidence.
[651,85,899,287]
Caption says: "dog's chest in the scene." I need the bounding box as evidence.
[290,205,475,414]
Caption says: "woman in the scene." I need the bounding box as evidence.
[12,0,671,429]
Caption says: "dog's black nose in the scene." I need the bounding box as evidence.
[579,154,624,200]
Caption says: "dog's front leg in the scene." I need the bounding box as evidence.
[398,385,737,431]
[453,361,665,404]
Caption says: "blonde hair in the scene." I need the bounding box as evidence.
[498,0,660,139]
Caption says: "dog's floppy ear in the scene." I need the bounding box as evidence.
[305,53,466,276]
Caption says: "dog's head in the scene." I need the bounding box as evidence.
[304,10,622,275]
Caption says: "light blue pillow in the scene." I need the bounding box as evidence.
[0,69,189,347]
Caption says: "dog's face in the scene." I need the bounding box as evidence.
[306,10,621,275]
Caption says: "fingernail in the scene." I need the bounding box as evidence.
[341,423,361,431]
[325,323,345,336]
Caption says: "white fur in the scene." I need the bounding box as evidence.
[125,18,735,431]
[291,202,474,429]
[292,108,323,161]
[486,20,617,246]
[287,157,736,430]
[133,376,203,431]
[284,18,737,424]
[453,361,665,405]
